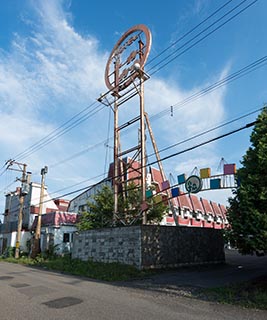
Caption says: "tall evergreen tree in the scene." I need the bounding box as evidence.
[227,106,267,255]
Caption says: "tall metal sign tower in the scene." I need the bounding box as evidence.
[102,24,151,224]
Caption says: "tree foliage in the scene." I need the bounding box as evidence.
[76,183,167,230]
[76,185,114,230]
[227,107,267,254]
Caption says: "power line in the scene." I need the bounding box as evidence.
[38,56,267,171]
[39,119,260,205]
[149,121,257,167]
[149,55,267,120]
[147,105,264,158]
[4,102,263,206]
[15,103,106,161]
[41,106,262,203]
[7,1,258,164]
[1,53,265,195]
[147,0,234,66]
[2,117,258,217]
[26,52,267,175]
[148,0,258,75]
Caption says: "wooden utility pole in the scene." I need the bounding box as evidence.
[113,59,120,222]
[12,162,28,259]
[144,113,179,226]
[31,166,48,258]
[6,160,30,258]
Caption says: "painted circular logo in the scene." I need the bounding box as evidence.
[185,175,202,193]
[105,24,151,93]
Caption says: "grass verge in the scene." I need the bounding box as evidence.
[196,275,267,310]
[0,255,149,282]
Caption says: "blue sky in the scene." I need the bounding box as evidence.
[0,0,266,216]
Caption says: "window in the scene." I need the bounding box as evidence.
[63,233,70,243]
[78,204,87,213]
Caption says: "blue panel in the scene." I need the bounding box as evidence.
[171,187,179,197]
[146,189,153,198]
[210,179,221,189]
[177,174,186,184]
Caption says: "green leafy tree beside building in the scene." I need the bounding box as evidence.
[227,107,267,255]
[77,184,167,230]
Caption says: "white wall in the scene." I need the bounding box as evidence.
[40,225,77,255]
[68,180,111,213]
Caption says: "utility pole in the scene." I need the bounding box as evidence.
[5,161,29,259]
[31,166,48,258]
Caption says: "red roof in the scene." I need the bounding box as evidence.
[219,204,227,219]
[31,212,78,230]
[210,201,223,217]
[200,198,214,215]
[177,194,193,210]
[189,194,204,213]
[54,199,70,212]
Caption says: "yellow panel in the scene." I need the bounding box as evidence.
[154,194,162,204]
[200,168,211,179]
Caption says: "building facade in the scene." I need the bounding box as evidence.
[0,183,77,255]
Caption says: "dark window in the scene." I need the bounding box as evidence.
[78,204,87,213]
[63,233,70,243]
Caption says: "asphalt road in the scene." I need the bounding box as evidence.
[0,250,266,320]
[121,249,267,290]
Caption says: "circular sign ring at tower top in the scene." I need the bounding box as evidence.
[105,24,151,93]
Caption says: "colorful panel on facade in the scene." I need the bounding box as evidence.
[146,189,153,198]
[210,178,221,189]
[177,174,186,184]
[154,194,162,204]
[161,180,170,190]
[171,187,180,198]
[200,168,211,179]
[223,163,236,175]
[141,202,149,211]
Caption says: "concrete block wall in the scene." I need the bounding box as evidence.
[72,226,142,267]
[72,225,225,269]
[141,225,225,269]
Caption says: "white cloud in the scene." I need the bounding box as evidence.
[0,0,230,213]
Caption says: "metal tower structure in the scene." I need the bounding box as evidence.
[101,24,152,224]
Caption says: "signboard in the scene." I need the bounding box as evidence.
[185,175,202,193]
[105,24,151,93]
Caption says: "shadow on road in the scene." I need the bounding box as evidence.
[114,249,267,296]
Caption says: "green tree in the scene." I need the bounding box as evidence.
[76,184,167,230]
[76,185,114,230]
[227,107,267,255]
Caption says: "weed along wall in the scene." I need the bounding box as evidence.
[72,225,225,270]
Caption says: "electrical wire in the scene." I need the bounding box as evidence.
[12,100,98,160]
[150,55,267,120]
[1,0,261,208]
[148,0,258,75]
[147,105,264,158]
[6,0,258,164]
[15,103,106,161]
[2,116,259,218]
[146,0,234,66]
[33,56,267,172]
[1,54,265,195]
